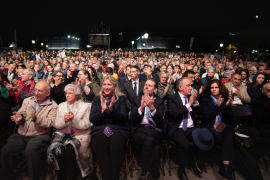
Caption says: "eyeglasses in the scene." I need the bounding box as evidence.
[33,89,45,94]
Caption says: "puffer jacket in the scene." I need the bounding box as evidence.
[17,96,58,136]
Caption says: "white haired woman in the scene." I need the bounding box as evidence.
[47,84,92,179]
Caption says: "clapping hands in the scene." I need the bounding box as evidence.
[64,111,74,122]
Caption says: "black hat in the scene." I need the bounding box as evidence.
[192,128,214,151]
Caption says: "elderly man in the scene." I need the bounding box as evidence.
[0,81,58,180]
[1,63,17,81]
[252,83,270,138]
[167,77,200,180]
[201,62,219,79]
[225,73,251,105]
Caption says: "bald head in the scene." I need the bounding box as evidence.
[8,64,16,73]
[70,63,77,71]
[34,81,51,103]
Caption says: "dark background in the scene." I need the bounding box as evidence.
[0,0,269,50]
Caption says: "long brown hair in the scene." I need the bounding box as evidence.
[201,79,229,98]
[252,72,265,88]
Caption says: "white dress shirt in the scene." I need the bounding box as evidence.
[132,79,139,96]
[138,96,157,125]
[178,92,199,128]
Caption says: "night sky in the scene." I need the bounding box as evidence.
[0,0,269,48]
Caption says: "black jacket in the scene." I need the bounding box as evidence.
[252,94,270,124]
[130,95,164,134]
[66,70,79,83]
[167,93,200,141]
[139,73,160,82]
[51,80,69,105]
[200,97,233,128]
[122,79,145,110]
[247,83,262,102]
[90,95,129,137]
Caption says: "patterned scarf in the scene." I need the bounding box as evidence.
[102,91,114,109]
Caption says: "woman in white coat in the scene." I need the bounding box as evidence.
[47,84,92,180]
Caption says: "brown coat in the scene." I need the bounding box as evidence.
[17,97,58,136]
[224,82,251,104]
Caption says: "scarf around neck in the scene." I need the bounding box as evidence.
[102,91,114,109]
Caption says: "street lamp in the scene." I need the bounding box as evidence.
[41,43,44,46]
[87,45,91,51]
[32,40,35,50]
[220,43,223,47]
[131,41,134,51]
[78,38,80,40]
[68,35,70,38]
[144,32,149,52]
[72,36,74,39]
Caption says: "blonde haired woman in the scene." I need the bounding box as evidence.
[90,75,128,180]
[47,84,92,179]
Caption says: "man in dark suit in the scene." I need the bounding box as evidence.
[253,82,270,138]
[182,70,202,95]
[119,64,131,90]
[130,79,164,180]
[122,65,145,110]
[167,77,200,180]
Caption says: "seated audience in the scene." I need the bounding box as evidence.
[47,84,92,179]
[252,83,270,138]
[77,70,97,102]
[200,79,234,179]
[0,81,58,180]
[201,67,216,87]
[247,73,265,102]
[167,77,200,180]
[130,79,164,180]
[90,75,128,180]
[123,65,145,110]
[225,73,251,105]
[50,71,68,104]
[240,69,250,86]
[0,72,12,128]
[221,70,234,84]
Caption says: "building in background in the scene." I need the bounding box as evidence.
[33,36,80,50]
[136,36,190,51]
[88,23,110,51]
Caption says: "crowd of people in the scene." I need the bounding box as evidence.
[0,49,269,180]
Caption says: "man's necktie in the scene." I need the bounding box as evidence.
[133,82,137,96]
[145,106,162,132]
[182,96,188,132]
